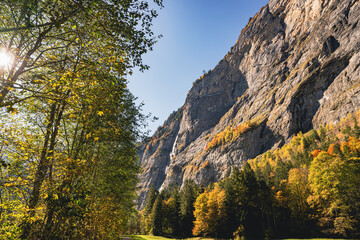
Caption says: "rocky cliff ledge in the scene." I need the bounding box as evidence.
[137,0,360,209]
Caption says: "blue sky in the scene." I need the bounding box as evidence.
[128,0,269,134]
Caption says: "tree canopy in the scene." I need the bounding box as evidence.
[0,0,162,239]
[139,110,360,239]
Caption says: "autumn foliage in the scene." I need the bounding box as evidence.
[192,184,226,237]
[247,110,360,238]
[0,0,163,239]
[206,119,261,151]
[142,110,360,239]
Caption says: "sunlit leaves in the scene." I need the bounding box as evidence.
[206,117,265,151]
[247,110,360,237]
[193,184,226,237]
[0,0,162,107]
[308,151,360,236]
[0,0,163,238]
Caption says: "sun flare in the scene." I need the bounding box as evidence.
[0,50,12,67]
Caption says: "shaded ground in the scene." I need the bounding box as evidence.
[126,235,349,240]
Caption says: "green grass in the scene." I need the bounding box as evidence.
[131,236,173,240]
[129,236,215,240]
[129,236,352,240]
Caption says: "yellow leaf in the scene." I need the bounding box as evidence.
[97,111,104,116]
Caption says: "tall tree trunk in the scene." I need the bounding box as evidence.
[21,99,66,239]
[41,125,86,239]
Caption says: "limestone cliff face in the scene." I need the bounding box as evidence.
[137,0,360,209]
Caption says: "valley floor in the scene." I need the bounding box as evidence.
[129,235,350,240]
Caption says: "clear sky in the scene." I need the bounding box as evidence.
[128,0,269,134]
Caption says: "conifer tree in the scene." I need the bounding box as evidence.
[169,186,181,236]
[144,184,158,233]
[151,194,163,236]
[144,185,158,217]
[180,180,198,237]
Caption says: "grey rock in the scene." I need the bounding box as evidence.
[137,0,360,209]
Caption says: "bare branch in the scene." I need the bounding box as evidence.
[0,22,53,33]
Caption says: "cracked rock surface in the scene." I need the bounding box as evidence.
[137,0,360,209]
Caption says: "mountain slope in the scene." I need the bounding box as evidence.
[137,0,360,209]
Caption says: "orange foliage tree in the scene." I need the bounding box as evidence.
[206,119,262,151]
[193,184,226,237]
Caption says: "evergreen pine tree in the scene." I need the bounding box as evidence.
[180,180,198,237]
[144,185,158,216]
[151,194,163,236]
[144,185,158,233]
[352,118,360,138]
[221,167,242,238]
[170,186,181,236]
